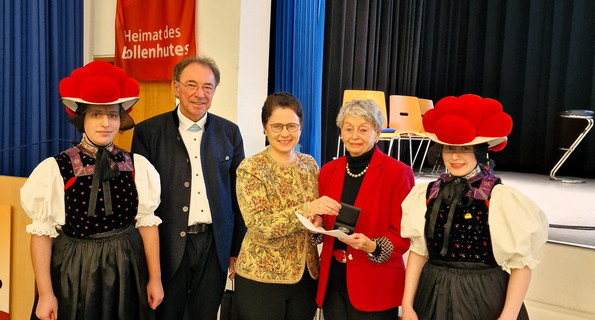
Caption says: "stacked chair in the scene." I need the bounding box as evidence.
[335,90,434,175]
[335,90,391,158]
[387,95,432,174]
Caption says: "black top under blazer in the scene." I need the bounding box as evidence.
[131,108,246,283]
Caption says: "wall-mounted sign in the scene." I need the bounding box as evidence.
[115,0,196,81]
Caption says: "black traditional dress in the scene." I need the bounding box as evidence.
[22,138,161,320]
[402,167,548,320]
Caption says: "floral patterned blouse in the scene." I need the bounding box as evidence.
[235,148,320,284]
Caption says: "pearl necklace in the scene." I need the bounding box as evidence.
[346,163,369,178]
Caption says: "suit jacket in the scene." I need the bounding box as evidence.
[131,108,246,282]
[316,147,414,311]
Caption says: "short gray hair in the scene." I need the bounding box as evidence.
[173,55,220,86]
[336,99,385,131]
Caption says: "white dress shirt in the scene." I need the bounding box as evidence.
[177,108,213,225]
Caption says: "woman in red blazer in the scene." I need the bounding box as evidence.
[314,99,415,319]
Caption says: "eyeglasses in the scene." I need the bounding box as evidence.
[269,123,301,133]
[178,81,215,95]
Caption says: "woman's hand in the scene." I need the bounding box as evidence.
[35,293,58,320]
[309,196,341,216]
[339,233,376,253]
[497,266,532,320]
[402,252,428,320]
[310,214,324,228]
[146,277,164,309]
[401,306,419,320]
[228,257,237,280]
[31,235,57,320]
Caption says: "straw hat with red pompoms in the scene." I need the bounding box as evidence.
[422,94,513,152]
[59,61,139,130]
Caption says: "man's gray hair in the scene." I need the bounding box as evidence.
[173,55,221,86]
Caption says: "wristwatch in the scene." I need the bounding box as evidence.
[367,240,380,258]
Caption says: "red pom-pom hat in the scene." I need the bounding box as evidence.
[59,61,139,116]
[422,94,512,151]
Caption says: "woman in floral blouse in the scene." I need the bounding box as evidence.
[234,92,340,320]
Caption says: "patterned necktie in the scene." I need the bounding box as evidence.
[189,124,201,132]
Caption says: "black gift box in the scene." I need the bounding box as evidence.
[333,203,361,235]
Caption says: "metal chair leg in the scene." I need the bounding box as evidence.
[335,135,342,159]
[387,138,394,157]
[418,139,431,175]
[407,135,414,167]
[550,118,593,183]
[397,137,401,161]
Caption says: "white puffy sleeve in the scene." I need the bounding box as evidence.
[133,154,162,227]
[20,158,65,238]
[489,184,548,273]
[401,182,431,257]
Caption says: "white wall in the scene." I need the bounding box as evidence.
[237,1,271,154]
[84,0,269,157]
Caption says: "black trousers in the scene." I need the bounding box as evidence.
[323,289,399,320]
[155,229,227,320]
[234,272,317,320]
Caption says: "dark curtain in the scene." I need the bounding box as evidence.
[321,0,595,178]
[321,0,425,164]
[0,0,83,177]
[416,0,595,177]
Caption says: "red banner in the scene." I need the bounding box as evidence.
[115,0,196,81]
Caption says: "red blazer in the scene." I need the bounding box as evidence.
[316,147,414,311]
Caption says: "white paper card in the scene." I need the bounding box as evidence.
[295,212,350,239]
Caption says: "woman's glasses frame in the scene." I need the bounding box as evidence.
[269,123,301,133]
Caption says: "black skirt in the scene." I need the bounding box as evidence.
[32,225,150,320]
[413,260,529,320]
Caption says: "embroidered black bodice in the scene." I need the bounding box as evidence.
[424,169,500,265]
[54,144,138,238]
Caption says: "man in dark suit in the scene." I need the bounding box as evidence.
[131,56,246,320]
